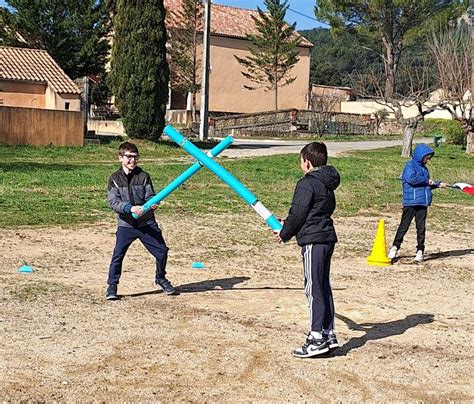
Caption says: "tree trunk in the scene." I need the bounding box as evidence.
[385,69,395,100]
[466,132,473,155]
[401,121,416,157]
[192,91,197,122]
[274,85,278,111]
[383,39,395,99]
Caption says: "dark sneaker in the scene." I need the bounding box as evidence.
[106,284,118,300]
[326,333,339,350]
[155,278,178,295]
[292,334,329,358]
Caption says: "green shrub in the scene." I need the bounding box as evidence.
[420,119,464,145]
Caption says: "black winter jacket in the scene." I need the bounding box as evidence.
[107,167,157,228]
[279,165,340,246]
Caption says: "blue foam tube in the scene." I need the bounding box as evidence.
[164,125,283,231]
[132,135,234,219]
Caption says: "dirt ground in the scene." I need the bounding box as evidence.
[1,208,473,401]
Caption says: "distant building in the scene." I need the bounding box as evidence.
[310,84,354,113]
[165,0,313,115]
[0,46,81,111]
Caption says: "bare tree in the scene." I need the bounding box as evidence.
[373,108,389,135]
[352,59,440,157]
[308,89,340,136]
[429,25,472,155]
[315,0,464,100]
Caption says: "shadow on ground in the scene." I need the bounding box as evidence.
[121,276,318,298]
[393,248,473,264]
[423,248,474,262]
[330,313,435,356]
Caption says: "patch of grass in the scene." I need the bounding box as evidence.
[334,145,473,215]
[0,141,471,227]
[10,280,72,302]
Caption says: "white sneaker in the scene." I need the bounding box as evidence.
[387,246,398,259]
[414,250,424,263]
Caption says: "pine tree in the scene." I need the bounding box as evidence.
[0,0,111,80]
[234,0,302,111]
[111,0,169,140]
[315,0,466,99]
[315,0,466,156]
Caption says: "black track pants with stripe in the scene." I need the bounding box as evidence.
[302,243,335,332]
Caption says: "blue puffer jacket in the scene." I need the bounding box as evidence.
[401,144,440,207]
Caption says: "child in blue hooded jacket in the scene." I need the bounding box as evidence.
[388,143,446,262]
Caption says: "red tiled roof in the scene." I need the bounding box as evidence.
[164,0,313,48]
[0,46,80,94]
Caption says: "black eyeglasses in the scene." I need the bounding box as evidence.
[122,154,139,161]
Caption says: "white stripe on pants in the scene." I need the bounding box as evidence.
[302,243,336,332]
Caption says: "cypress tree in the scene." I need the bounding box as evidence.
[111,0,169,140]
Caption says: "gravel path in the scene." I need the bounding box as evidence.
[219,137,434,158]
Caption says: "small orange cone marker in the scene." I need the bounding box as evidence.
[367,219,392,266]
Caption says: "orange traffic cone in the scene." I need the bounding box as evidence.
[367,219,391,267]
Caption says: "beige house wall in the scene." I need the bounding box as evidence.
[45,85,56,109]
[0,81,46,108]
[196,36,310,113]
[55,92,81,111]
[0,80,80,111]
[341,100,453,119]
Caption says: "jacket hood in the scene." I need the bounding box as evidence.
[413,144,434,164]
[307,165,340,191]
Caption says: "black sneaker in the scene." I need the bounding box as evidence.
[326,333,339,350]
[106,284,119,300]
[155,278,178,295]
[292,334,329,358]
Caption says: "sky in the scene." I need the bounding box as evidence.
[0,0,328,31]
[215,0,328,30]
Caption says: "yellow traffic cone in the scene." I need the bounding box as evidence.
[367,219,392,266]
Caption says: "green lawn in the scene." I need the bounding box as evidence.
[0,140,471,228]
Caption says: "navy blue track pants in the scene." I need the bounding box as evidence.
[107,222,168,285]
[302,243,335,332]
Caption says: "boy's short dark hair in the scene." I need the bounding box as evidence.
[300,142,328,167]
[119,141,139,156]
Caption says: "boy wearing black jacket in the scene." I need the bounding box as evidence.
[275,142,340,358]
[105,141,178,300]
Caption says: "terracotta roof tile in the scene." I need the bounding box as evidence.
[0,46,81,94]
[164,0,313,48]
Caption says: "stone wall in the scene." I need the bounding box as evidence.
[212,109,376,137]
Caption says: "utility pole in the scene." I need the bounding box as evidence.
[199,0,211,141]
[83,76,90,139]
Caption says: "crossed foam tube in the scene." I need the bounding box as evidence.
[164,125,282,231]
[132,135,234,219]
